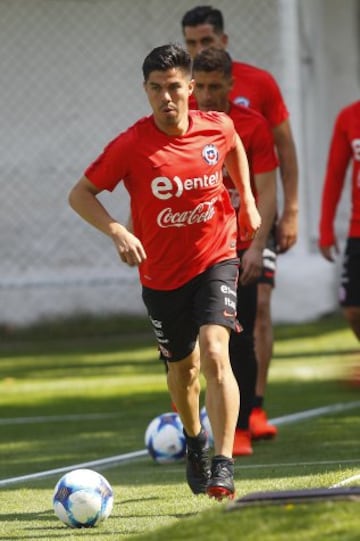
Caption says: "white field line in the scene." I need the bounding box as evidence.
[331,473,360,488]
[0,400,359,488]
[269,400,360,425]
[0,450,148,487]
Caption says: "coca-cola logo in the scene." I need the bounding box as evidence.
[157,198,218,228]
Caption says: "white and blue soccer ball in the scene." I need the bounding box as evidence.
[53,468,113,528]
[200,406,214,448]
[145,412,186,464]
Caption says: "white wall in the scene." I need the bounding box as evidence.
[1,0,359,325]
[271,0,359,323]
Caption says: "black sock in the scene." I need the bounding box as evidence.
[183,428,207,447]
[253,396,264,409]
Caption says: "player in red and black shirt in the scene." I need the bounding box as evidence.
[319,100,360,353]
[182,5,299,434]
[193,47,278,456]
[68,44,260,500]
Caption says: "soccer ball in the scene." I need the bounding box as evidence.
[53,468,113,528]
[200,406,214,448]
[145,412,186,464]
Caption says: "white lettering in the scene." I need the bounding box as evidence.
[173,176,183,197]
[151,177,173,200]
[149,316,162,329]
[221,285,236,297]
[151,172,220,200]
[225,297,236,310]
[157,198,217,228]
[352,139,360,161]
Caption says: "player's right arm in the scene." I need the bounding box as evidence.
[240,168,277,285]
[272,119,299,253]
[68,176,147,267]
[318,111,351,262]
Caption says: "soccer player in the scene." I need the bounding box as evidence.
[68,44,260,500]
[193,47,277,455]
[181,5,298,436]
[319,100,360,378]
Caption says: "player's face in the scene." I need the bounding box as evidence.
[183,24,228,59]
[144,68,194,134]
[193,70,232,113]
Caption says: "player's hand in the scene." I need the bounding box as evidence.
[319,242,339,263]
[111,227,147,267]
[276,210,298,253]
[238,200,261,241]
[240,246,262,285]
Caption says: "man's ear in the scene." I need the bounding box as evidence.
[222,33,229,48]
[189,78,195,96]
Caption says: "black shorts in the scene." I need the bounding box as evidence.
[258,222,277,287]
[142,259,240,362]
[339,238,360,307]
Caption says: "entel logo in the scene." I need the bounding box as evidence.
[352,138,360,161]
[151,172,220,200]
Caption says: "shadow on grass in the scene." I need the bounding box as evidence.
[274,348,359,359]
[1,377,359,487]
[274,312,349,341]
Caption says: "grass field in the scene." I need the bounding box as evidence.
[0,313,359,540]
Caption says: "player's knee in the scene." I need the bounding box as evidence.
[201,344,229,382]
[168,355,200,386]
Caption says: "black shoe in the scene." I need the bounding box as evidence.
[207,455,235,500]
[185,428,211,495]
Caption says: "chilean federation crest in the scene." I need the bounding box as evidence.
[202,144,219,165]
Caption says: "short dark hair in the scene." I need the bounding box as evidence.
[193,47,232,78]
[142,43,192,82]
[181,6,224,34]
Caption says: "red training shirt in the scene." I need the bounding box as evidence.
[224,103,279,250]
[229,61,289,128]
[190,60,289,129]
[85,110,238,290]
[319,100,360,246]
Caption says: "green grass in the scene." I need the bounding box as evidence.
[0,312,359,540]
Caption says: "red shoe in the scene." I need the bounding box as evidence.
[249,408,278,440]
[233,429,253,456]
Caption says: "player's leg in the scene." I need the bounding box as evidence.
[251,238,278,439]
[195,259,240,499]
[254,282,273,400]
[199,323,239,458]
[229,277,257,456]
[340,238,360,340]
[142,283,210,495]
[339,238,360,385]
[166,347,201,436]
[200,323,238,499]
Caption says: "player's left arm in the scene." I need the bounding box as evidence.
[240,169,277,285]
[224,133,261,240]
[272,118,299,253]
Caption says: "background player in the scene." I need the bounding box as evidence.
[182,5,299,435]
[193,47,277,455]
[318,100,360,384]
